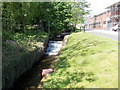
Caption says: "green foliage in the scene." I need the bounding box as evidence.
[42,32,118,88]
[2,30,48,89]
[2,2,89,40]
[2,2,90,89]
[12,30,48,50]
[69,2,90,31]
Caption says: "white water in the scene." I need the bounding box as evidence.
[45,41,63,55]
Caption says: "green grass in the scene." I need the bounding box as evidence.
[42,32,118,88]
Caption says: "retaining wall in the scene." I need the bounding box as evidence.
[2,36,49,90]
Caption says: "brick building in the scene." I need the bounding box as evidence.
[85,1,120,30]
[106,1,120,26]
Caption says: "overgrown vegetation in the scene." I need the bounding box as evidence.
[2,2,90,89]
[42,32,118,88]
[3,30,48,60]
[2,2,89,40]
[2,30,48,89]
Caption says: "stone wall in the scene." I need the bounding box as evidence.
[2,36,49,90]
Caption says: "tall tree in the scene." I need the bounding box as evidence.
[69,1,90,31]
[2,2,90,40]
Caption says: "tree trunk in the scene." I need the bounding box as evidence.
[39,20,44,32]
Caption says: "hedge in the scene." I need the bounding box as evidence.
[2,34,49,89]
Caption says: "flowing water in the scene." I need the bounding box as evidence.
[12,40,63,90]
[12,32,70,90]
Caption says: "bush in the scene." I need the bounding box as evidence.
[2,30,49,89]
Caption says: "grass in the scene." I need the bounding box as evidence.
[42,32,118,88]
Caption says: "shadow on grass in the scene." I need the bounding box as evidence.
[55,56,71,68]
[43,70,97,88]
[42,55,97,88]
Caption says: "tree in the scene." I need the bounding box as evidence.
[69,1,90,31]
[2,2,90,40]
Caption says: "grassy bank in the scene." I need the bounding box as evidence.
[42,32,118,88]
[2,30,48,89]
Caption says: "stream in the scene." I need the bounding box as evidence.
[12,33,70,90]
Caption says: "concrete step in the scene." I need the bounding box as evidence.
[45,40,63,55]
[45,52,58,55]
[48,44,62,48]
[49,41,63,44]
[46,48,60,52]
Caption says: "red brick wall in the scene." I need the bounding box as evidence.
[86,2,120,30]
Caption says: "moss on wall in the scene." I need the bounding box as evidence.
[2,36,49,89]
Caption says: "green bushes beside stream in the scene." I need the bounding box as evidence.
[2,2,90,89]
[2,30,48,89]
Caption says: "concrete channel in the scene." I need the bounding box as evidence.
[12,33,70,90]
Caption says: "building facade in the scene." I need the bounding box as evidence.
[85,1,120,30]
[106,1,120,26]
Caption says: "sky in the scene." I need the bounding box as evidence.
[86,0,120,15]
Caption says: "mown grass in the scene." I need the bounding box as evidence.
[42,32,118,88]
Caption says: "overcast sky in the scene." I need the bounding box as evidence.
[86,0,120,15]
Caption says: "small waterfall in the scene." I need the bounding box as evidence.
[45,41,63,55]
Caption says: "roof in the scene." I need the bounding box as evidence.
[106,1,120,9]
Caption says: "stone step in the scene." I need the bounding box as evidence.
[46,48,60,52]
[48,42,63,45]
[45,52,58,55]
[48,44,62,48]
[49,41,63,43]
[46,49,58,53]
[45,40,63,55]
